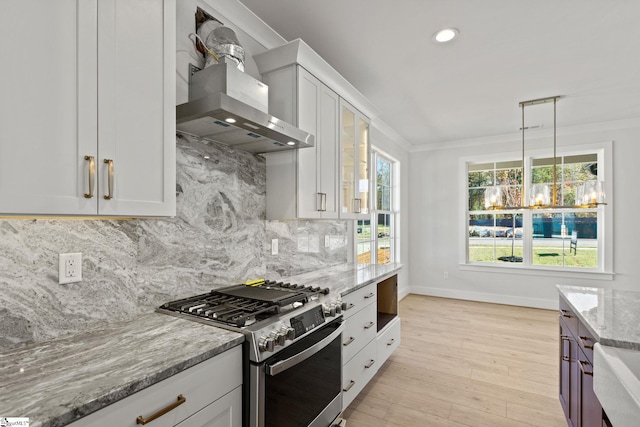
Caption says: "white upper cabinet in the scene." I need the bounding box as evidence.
[262,65,339,219]
[0,0,175,217]
[339,99,370,219]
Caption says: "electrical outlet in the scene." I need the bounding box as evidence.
[271,239,278,255]
[443,271,449,279]
[59,253,82,284]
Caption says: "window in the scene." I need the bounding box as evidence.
[466,146,609,273]
[356,151,399,265]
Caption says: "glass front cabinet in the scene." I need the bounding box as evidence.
[340,99,370,219]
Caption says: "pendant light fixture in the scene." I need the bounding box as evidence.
[484,96,606,210]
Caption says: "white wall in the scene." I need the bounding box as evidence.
[408,118,640,309]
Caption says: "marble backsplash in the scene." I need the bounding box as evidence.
[0,135,347,349]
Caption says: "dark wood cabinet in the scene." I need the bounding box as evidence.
[559,296,606,427]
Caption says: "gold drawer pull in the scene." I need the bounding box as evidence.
[343,336,355,346]
[579,336,594,350]
[136,394,186,425]
[386,338,395,346]
[579,360,593,376]
[365,359,375,369]
[103,159,114,200]
[364,321,375,330]
[343,380,355,392]
[364,293,375,299]
[84,156,95,198]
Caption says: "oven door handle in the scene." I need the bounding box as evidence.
[266,323,344,376]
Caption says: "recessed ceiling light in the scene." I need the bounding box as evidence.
[286,141,296,146]
[433,28,459,43]
[225,118,237,124]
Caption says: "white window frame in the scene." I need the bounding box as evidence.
[459,141,613,280]
[355,148,400,265]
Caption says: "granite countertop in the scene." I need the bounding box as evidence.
[284,263,402,298]
[557,285,640,350]
[0,312,244,427]
[0,263,401,427]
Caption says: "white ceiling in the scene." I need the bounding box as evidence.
[238,0,640,149]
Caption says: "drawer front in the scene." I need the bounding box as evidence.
[578,321,597,362]
[341,284,376,320]
[175,386,242,427]
[377,316,401,364]
[68,346,242,427]
[342,302,377,363]
[342,339,378,410]
[559,296,579,338]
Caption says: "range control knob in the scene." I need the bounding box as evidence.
[280,326,296,341]
[271,331,286,347]
[324,304,337,317]
[259,336,275,353]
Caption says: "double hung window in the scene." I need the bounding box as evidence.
[466,144,609,273]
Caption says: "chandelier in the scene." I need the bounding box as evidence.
[484,96,606,210]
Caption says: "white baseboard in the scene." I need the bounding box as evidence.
[407,286,558,310]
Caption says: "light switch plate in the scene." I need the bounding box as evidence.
[59,253,82,284]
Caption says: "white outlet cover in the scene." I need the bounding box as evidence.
[59,253,82,284]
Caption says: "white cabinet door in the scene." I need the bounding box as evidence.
[296,67,339,219]
[0,0,175,217]
[96,0,175,216]
[339,99,370,219]
[0,0,98,215]
[263,65,338,220]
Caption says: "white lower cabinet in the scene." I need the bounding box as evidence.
[342,339,377,409]
[68,346,242,427]
[377,317,401,364]
[341,276,401,411]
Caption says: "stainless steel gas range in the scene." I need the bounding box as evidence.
[158,280,345,427]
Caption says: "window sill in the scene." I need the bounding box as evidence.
[459,263,614,281]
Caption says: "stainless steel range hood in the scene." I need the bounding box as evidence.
[176,61,314,154]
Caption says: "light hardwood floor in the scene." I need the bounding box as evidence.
[342,294,567,427]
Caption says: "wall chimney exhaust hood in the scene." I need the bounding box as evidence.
[176,60,314,154]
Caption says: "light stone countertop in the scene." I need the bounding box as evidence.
[284,263,402,298]
[557,285,640,350]
[0,263,401,427]
[0,312,244,427]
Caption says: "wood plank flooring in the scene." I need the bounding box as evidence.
[342,294,567,427]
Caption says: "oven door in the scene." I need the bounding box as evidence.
[249,318,343,427]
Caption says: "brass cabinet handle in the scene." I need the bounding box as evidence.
[343,336,355,346]
[317,192,327,211]
[136,394,186,425]
[103,159,114,200]
[84,156,95,198]
[386,338,395,346]
[343,380,355,392]
[559,309,572,318]
[364,359,375,369]
[364,293,375,299]
[579,336,594,350]
[579,360,593,376]
[364,321,375,330]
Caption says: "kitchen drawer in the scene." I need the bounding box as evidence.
[377,316,401,364]
[341,283,376,320]
[175,386,241,427]
[68,346,242,427]
[342,302,377,363]
[578,320,597,362]
[559,295,579,338]
[342,339,377,410]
